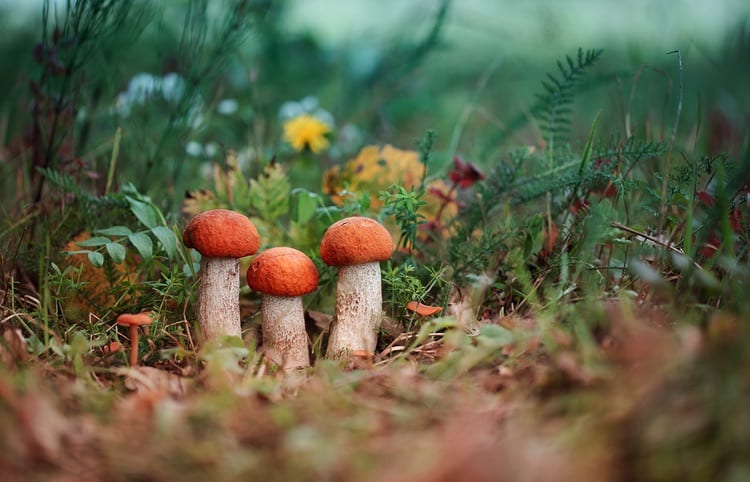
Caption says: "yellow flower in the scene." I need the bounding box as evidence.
[282,114,331,153]
[323,145,422,208]
[323,144,456,219]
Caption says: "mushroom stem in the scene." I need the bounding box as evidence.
[128,324,139,367]
[197,256,241,340]
[326,261,382,357]
[261,295,310,369]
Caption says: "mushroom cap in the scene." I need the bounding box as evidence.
[320,216,394,266]
[405,301,443,317]
[182,209,260,258]
[247,247,319,297]
[117,312,153,327]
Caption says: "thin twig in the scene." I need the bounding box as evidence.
[610,221,702,270]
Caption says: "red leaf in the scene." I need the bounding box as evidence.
[449,155,484,188]
[695,191,715,207]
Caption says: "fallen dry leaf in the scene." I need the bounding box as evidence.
[405,301,443,317]
[120,366,188,397]
[0,329,27,367]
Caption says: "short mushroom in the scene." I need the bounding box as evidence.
[182,209,260,341]
[116,312,154,366]
[320,216,394,358]
[246,247,318,369]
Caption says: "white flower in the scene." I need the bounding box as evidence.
[279,100,305,120]
[161,73,185,102]
[185,141,203,157]
[204,143,219,157]
[300,95,318,112]
[113,72,200,122]
[279,96,334,128]
[127,73,159,102]
[217,99,238,115]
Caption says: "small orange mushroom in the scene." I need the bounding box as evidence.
[405,301,442,317]
[116,312,154,366]
[103,341,125,355]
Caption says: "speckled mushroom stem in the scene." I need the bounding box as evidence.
[326,261,382,357]
[197,256,241,340]
[261,295,310,369]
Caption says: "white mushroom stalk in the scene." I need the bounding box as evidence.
[260,295,310,369]
[196,257,242,340]
[326,262,382,357]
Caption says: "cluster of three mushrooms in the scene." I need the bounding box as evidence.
[247,216,394,368]
[183,210,393,368]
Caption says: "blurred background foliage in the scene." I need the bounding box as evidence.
[1,0,748,205]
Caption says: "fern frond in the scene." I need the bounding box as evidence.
[479,136,665,210]
[37,168,89,199]
[534,48,604,162]
[592,137,665,164]
[38,167,130,210]
[249,162,291,223]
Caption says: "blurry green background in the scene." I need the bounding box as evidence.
[1,0,748,206]
[6,0,748,52]
[286,0,748,54]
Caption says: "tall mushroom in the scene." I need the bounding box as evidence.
[182,209,259,341]
[246,247,318,369]
[116,312,154,366]
[320,216,394,358]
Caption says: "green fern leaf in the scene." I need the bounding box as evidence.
[249,162,291,223]
[534,48,604,163]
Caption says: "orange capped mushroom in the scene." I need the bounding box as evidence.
[320,216,394,358]
[117,312,154,366]
[182,209,259,341]
[247,247,318,369]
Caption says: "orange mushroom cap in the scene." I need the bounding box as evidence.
[182,209,260,258]
[405,301,442,317]
[116,312,154,327]
[320,216,394,266]
[247,247,319,297]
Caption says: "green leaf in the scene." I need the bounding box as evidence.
[290,189,319,224]
[74,236,113,247]
[128,232,153,261]
[105,242,127,264]
[578,112,600,176]
[87,251,105,267]
[69,331,89,376]
[151,226,178,260]
[249,163,290,222]
[478,324,514,347]
[692,268,721,292]
[127,198,159,229]
[69,331,90,356]
[629,259,668,287]
[95,226,133,237]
